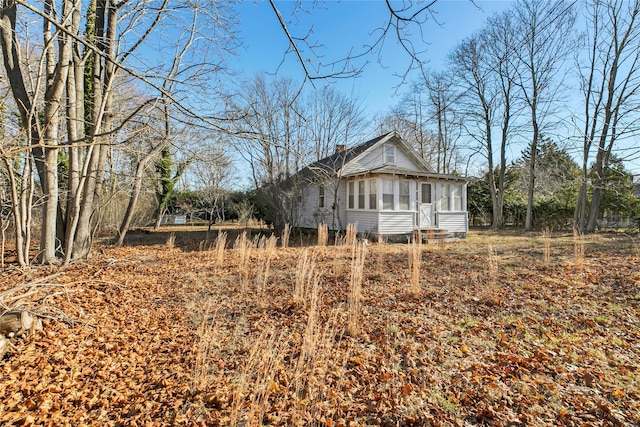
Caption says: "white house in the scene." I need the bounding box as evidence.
[294,132,471,239]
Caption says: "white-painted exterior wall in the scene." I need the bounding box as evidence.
[379,211,415,235]
[436,211,468,233]
[342,142,421,175]
[297,179,347,231]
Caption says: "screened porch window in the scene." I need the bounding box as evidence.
[382,179,394,210]
[452,184,462,210]
[441,184,450,211]
[440,183,462,211]
[399,180,410,210]
[369,179,377,210]
[348,181,354,209]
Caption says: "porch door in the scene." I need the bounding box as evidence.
[419,183,432,229]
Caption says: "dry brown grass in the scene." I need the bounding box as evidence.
[573,227,585,272]
[293,248,317,308]
[3,230,639,426]
[347,241,367,336]
[228,326,286,427]
[281,223,291,248]
[191,300,220,393]
[408,235,422,294]
[257,235,278,299]
[317,223,328,247]
[541,227,552,264]
[345,223,358,247]
[234,231,253,289]
[487,243,498,285]
[166,232,176,247]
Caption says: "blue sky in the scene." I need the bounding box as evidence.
[223,1,639,177]
[230,0,514,116]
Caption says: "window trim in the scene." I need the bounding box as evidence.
[421,183,432,204]
[451,183,462,211]
[441,183,451,211]
[382,178,395,210]
[348,181,354,209]
[383,145,396,165]
[369,179,377,210]
[318,185,325,208]
[399,179,410,210]
[440,182,464,212]
[358,180,365,209]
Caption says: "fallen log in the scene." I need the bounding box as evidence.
[0,310,42,338]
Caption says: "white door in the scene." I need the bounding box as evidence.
[419,183,432,229]
[419,204,432,229]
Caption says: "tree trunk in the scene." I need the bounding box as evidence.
[40,0,74,263]
[524,120,539,232]
[116,143,167,245]
[70,0,118,262]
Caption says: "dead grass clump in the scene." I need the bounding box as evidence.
[317,223,328,247]
[293,249,317,308]
[257,235,278,299]
[291,307,346,422]
[228,326,287,427]
[541,227,551,264]
[214,231,227,267]
[348,241,367,336]
[166,232,176,248]
[345,223,358,247]
[573,227,585,271]
[408,235,422,294]
[191,300,220,393]
[281,223,291,248]
[487,243,498,285]
[234,231,254,289]
[437,233,446,254]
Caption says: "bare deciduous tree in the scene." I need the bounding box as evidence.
[575,0,640,233]
[509,0,576,232]
[423,71,462,174]
[0,0,236,264]
[450,9,522,229]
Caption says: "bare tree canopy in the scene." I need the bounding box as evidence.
[574,0,640,233]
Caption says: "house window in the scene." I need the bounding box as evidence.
[348,181,354,209]
[452,183,462,210]
[384,145,395,164]
[369,179,377,210]
[382,179,394,210]
[399,180,410,210]
[318,185,325,208]
[421,183,432,204]
[358,180,365,209]
[441,183,450,211]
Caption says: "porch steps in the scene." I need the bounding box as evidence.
[416,229,459,244]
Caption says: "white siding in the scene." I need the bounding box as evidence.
[396,147,419,169]
[379,211,415,235]
[334,181,347,230]
[342,142,424,175]
[298,180,343,230]
[345,211,379,234]
[436,212,468,233]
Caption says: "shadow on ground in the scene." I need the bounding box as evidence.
[120,225,319,251]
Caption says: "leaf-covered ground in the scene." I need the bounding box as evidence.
[1,230,639,426]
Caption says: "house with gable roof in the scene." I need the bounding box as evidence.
[294,132,471,239]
